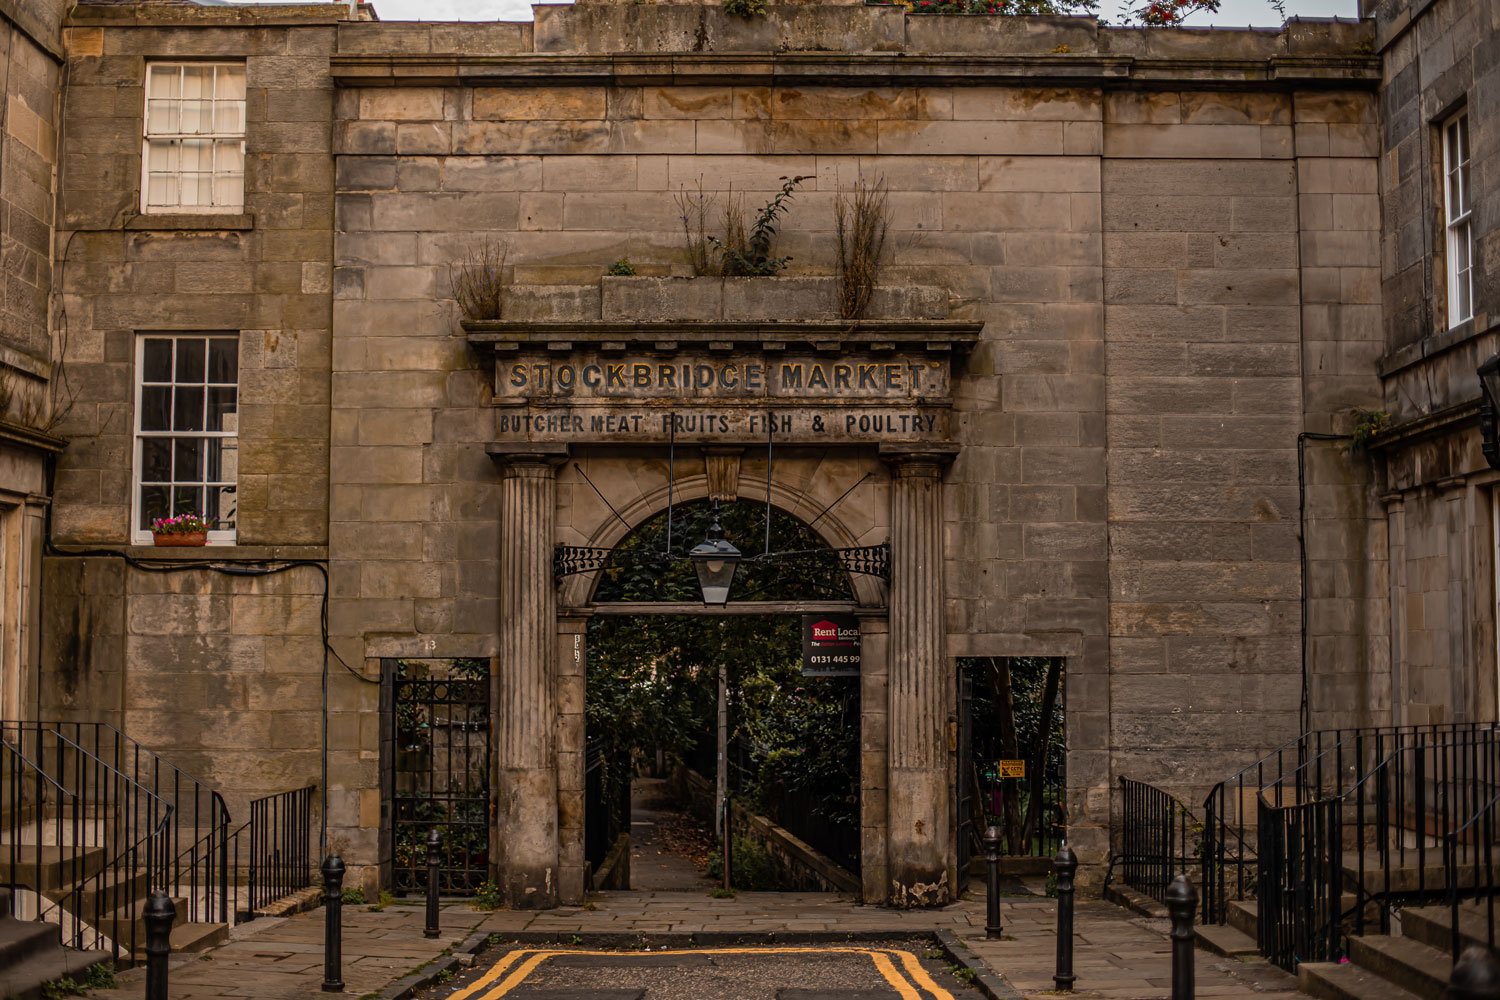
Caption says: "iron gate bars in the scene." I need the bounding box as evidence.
[388,659,491,896]
[1115,777,1203,907]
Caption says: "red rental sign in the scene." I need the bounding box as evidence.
[801,613,861,677]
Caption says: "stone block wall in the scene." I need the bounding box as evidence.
[43,6,343,837]
[1,0,63,423]
[52,7,339,545]
[40,3,1400,895]
[1368,0,1500,727]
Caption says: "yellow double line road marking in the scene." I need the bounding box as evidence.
[445,945,958,1000]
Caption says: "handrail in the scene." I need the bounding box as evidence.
[1200,722,1495,926]
[1255,727,1500,970]
[1113,776,1203,906]
[1,719,233,824]
[3,728,175,962]
[1444,785,1500,960]
[3,719,236,925]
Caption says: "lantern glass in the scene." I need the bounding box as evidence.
[690,539,740,605]
[1481,356,1500,411]
[688,500,741,605]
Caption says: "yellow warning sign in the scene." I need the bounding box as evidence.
[999,759,1026,778]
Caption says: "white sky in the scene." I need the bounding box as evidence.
[355,0,1357,26]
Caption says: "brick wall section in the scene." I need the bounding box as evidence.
[44,9,343,832]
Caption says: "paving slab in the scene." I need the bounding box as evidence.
[75,886,1303,1000]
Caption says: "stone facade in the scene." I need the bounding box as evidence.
[1367,0,1500,727]
[17,0,1487,910]
[0,0,66,723]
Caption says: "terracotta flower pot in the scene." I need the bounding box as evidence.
[153,531,207,547]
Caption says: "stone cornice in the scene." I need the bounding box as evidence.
[330,51,1379,90]
[462,320,984,356]
[0,419,67,456]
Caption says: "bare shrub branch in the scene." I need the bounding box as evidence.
[449,238,510,321]
[674,179,718,276]
[834,174,890,320]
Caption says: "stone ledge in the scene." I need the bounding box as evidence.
[125,212,256,232]
[46,544,330,562]
[330,51,1378,89]
[465,317,982,355]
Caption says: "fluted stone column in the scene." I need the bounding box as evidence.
[884,449,954,907]
[493,447,566,909]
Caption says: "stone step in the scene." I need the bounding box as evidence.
[95,894,190,944]
[1347,933,1450,999]
[1298,960,1426,1000]
[0,914,59,967]
[0,846,109,891]
[0,943,114,1000]
[1340,853,1479,894]
[1196,922,1259,958]
[1399,902,1497,956]
[1226,898,1257,938]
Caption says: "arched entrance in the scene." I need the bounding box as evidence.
[474,320,980,910]
[582,499,865,892]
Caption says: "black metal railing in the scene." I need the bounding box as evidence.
[1255,726,1500,971]
[1114,777,1203,906]
[1445,785,1499,960]
[1200,722,1495,926]
[1,728,172,963]
[240,785,316,915]
[3,719,233,926]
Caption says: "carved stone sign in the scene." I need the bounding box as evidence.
[465,323,981,446]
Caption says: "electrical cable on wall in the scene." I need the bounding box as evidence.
[40,466,377,858]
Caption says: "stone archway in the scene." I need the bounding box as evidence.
[472,322,979,909]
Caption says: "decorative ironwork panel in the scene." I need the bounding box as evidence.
[554,545,613,579]
[389,658,491,895]
[836,543,889,579]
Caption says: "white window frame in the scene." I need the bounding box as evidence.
[1442,109,1473,329]
[131,334,240,546]
[140,62,246,215]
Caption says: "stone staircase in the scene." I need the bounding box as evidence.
[0,842,228,962]
[0,886,111,1000]
[1298,903,1493,1000]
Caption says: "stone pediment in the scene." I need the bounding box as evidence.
[463,319,981,446]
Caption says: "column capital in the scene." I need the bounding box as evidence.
[487,443,569,474]
[879,443,959,478]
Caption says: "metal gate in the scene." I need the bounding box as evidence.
[387,658,491,895]
[956,666,974,875]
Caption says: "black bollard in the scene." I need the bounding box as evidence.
[1449,945,1500,1000]
[1054,843,1077,992]
[1166,873,1198,1000]
[322,854,345,992]
[144,890,175,1000]
[983,825,1003,940]
[424,828,442,939]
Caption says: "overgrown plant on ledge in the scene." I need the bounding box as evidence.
[723,0,768,16]
[674,178,719,277]
[449,237,509,321]
[1349,409,1392,452]
[709,175,808,277]
[834,174,890,320]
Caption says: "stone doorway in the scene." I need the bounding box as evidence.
[579,499,868,892]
